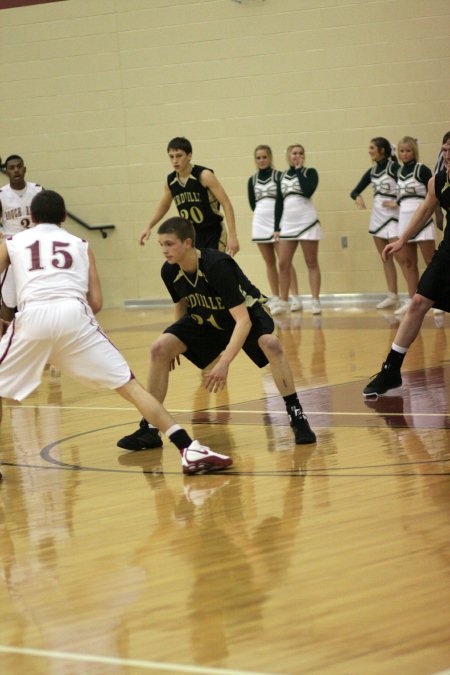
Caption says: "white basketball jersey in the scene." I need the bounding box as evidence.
[0,182,42,235]
[5,224,89,308]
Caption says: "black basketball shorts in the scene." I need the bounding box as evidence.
[417,240,450,313]
[163,303,275,369]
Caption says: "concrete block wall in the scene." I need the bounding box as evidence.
[1,0,448,306]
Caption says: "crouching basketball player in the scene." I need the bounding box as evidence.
[117,216,316,452]
[0,190,232,476]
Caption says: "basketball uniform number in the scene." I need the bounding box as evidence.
[191,312,224,331]
[179,206,204,224]
[27,240,74,271]
[21,217,31,229]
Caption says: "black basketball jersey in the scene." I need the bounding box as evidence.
[167,164,223,230]
[435,170,450,243]
[161,249,264,331]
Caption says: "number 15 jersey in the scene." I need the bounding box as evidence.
[5,224,89,309]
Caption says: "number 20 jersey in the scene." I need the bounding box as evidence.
[0,182,42,234]
[5,224,89,309]
[167,165,223,230]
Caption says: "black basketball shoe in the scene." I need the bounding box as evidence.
[117,419,163,450]
[290,409,317,444]
[363,362,402,397]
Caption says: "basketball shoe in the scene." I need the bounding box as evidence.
[363,362,402,397]
[117,419,163,450]
[181,441,233,475]
[290,409,317,444]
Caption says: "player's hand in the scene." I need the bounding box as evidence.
[273,231,280,242]
[355,196,366,210]
[226,235,240,257]
[204,359,229,393]
[139,226,152,246]
[382,240,403,261]
[169,355,181,371]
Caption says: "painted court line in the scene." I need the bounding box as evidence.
[0,645,279,675]
[4,403,446,418]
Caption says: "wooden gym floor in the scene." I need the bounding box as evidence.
[0,305,449,675]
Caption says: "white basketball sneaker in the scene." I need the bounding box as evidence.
[181,441,233,475]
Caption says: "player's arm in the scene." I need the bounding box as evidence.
[204,303,251,393]
[0,241,10,274]
[200,170,240,256]
[174,298,188,321]
[434,204,444,231]
[139,183,173,246]
[86,246,103,314]
[166,298,189,371]
[382,176,438,260]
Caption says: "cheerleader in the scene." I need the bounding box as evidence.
[350,137,400,309]
[382,137,436,316]
[248,145,301,315]
[277,144,323,315]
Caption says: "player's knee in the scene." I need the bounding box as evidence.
[150,337,175,363]
[260,333,283,357]
[410,294,430,315]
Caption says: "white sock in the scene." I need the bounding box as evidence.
[165,424,182,437]
[392,342,408,355]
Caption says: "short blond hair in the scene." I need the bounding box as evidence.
[286,144,305,164]
[398,136,419,161]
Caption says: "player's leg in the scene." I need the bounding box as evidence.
[147,333,187,402]
[0,314,52,402]
[116,333,187,450]
[116,379,232,474]
[257,332,316,444]
[363,293,433,396]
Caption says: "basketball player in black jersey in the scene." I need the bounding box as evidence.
[139,137,239,256]
[117,217,316,451]
[364,133,450,396]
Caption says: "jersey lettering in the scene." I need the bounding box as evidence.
[179,205,205,225]
[26,240,74,272]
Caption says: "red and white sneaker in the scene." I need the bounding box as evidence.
[181,441,233,475]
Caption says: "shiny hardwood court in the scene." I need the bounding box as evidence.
[0,305,449,675]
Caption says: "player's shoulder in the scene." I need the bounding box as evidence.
[167,170,177,185]
[192,164,213,179]
[199,248,234,272]
[161,259,178,279]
